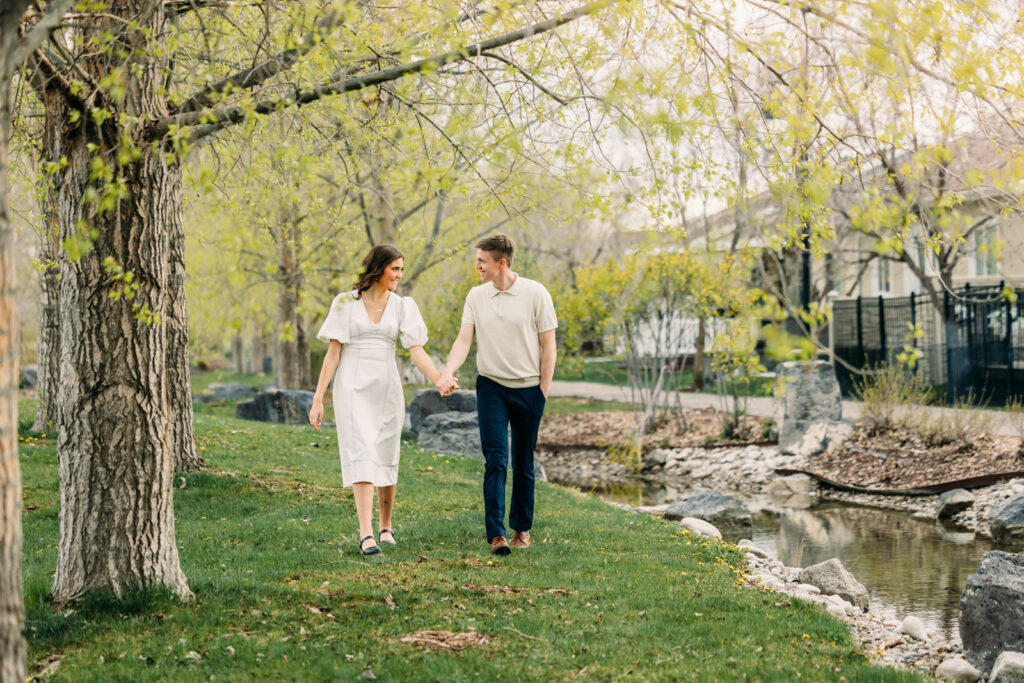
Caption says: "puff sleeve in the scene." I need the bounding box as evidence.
[398,296,429,349]
[316,291,355,344]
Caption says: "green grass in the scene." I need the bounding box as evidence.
[555,359,776,398]
[16,396,920,681]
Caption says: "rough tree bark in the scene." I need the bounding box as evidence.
[232,335,244,374]
[168,212,204,472]
[275,221,306,390]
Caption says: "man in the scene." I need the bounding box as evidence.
[437,234,557,555]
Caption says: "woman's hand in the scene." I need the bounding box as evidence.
[309,398,324,431]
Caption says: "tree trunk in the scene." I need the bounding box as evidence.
[252,326,267,376]
[296,313,310,389]
[0,10,27,676]
[232,334,244,374]
[275,224,304,390]
[52,119,191,603]
[694,315,705,391]
[31,90,64,434]
[168,204,204,472]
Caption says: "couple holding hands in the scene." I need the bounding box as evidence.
[308,234,558,557]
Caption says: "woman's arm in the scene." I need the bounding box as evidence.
[408,345,442,386]
[309,340,342,430]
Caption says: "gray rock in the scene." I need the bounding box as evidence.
[776,361,846,456]
[937,489,976,521]
[991,651,1024,683]
[19,364,38,389]
[990,495,1024,545]
[417,411,482,459]
[235,390,314,425]
[766,474,817,496]
[680,517,721,539]
[738,539,769,558]
[900,615,928,641]
[407,389,477,434]
[642,449,668,472]
[935,657,982,682]
[261,356,273,374]
[194,381,259,403]
[960,551,1024,672]
[663,491,752,538]
[797,558,869,610]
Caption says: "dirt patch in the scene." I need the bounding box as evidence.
[796,429,1024,490]
[538,408,773,451]
[399,630,489,651]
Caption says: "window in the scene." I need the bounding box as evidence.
[974,223,999,277]
[876,258,891,293]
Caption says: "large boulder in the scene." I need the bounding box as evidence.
[937,489,975,521]
[236,390,314,425]
[797,558,869,610]
[991,651,1024,683]
[960,551,1024,672]
[776,361,847,456]
[663,491,752,538]
[935,658,982,682]
[990,495,1024,546]
[19,364,38,390]
[417,411,482,460]
[407,389,477,434]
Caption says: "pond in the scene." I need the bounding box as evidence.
[554,475,996,642]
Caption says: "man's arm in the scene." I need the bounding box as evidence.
[437,323,475,394]
[538,329,557,398]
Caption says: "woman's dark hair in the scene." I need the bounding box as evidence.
[353,244,404,296]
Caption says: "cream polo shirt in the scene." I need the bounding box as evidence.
[461,274,558,388]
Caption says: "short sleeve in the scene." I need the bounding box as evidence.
[399,296,429,349]
[535,286,558,333]
[316,292,354,344]
[461,292,475,327]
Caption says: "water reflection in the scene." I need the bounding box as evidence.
[553,474,996,642]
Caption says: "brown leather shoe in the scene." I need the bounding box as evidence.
[489,535,511,556]
[511,530,531,548]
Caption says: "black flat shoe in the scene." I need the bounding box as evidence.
[378,528,396,547]
[360,535,382,556]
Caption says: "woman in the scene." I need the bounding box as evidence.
[309,244,444,556]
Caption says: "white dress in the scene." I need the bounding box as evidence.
[316,291,428,487]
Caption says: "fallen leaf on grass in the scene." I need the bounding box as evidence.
[399,630,489,651]
[30,653,63,679]
[385,594,397,610]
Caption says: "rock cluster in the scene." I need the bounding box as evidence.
[236,390,313,425]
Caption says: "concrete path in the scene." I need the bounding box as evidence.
[549,380,1022,437]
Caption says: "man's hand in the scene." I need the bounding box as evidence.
[436,374,459,397]
[309,398,324,431]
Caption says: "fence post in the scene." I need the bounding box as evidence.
[945,288,954,406]
[856,296,864,366]
[878,295,887,362]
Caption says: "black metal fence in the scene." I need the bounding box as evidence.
[832,283,1024,405]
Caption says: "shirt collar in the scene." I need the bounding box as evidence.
[487,273,520,297]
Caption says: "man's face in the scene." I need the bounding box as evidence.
[475,249,504,283]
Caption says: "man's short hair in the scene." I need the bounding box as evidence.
[476,234,516,265]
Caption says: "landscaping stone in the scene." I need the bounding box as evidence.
[991,651,1024,683]
[235,390,313,425]
[679,517,721,538]
[989,495,1024,545]
[194,381,258,403]
[935,657,983,682]
[407,389,477,434]
[19,364,37,389]
[960,551,1024,672]
[775,360,847,456]
[900,615,928,641]
[662,490,752,537]
[937,489,976,521]
[797,558,869,610]
[766,473,817,497]
[417,411,482,460]
[738,539,769,558]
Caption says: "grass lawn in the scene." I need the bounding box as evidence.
[555,358,776,398]
[17,396,920,682]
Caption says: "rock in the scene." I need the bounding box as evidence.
[184,651,201,662]
[663,491,752,538]
[775,360,848,456]
[407,389,477,434]
[261,356,273,374]
[417,412,482,459]
[823,594,854,614]
[900,615,928,641]
[19,364,37,389]
[193,381,258,403]
[990,495,1024,545]
[826,602,846,618]
[224,646,236,657]
[738,539,769,558]
[937,489,976,521]
[235,390,314,424]
[679,517,721,539]
[960,551,1024,672]
[935,657,982,682]
[797,558,869,610]
[752,572,785,590]
[991,651,1024,683]
[781,421,853,458]
[766,474,816,496]
[642,449,668,472]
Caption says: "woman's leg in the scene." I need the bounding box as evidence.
[353,482,378,549]
[377,485,396,541]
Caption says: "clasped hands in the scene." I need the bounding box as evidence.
[435,373,460,397]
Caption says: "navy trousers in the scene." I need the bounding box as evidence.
[476,375,546,541]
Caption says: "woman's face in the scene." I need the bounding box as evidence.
[378,257,404,291]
